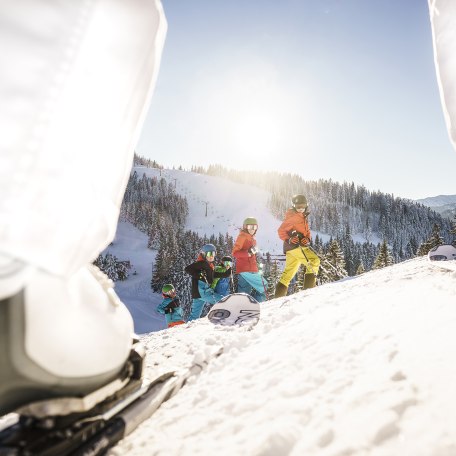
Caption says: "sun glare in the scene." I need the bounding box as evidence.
[191,59,312,170]
[233,109,281,158]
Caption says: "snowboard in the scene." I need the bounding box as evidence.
[427,244,456,272]
[207,293,261,326]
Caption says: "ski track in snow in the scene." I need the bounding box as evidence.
[109,257,456,456]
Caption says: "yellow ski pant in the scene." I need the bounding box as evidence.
[278,246,320,287]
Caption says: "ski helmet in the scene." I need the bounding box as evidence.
[162,284,175,296]
[221,255,233,266]
[243,217,258,227]
[201,243,217,258]
[291,194,307,207]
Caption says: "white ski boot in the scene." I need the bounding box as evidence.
[0,255,140,417]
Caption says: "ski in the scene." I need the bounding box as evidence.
[0,348,222,456]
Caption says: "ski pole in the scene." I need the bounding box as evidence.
[298,243,317,276]
[229,268,235,294]
[307,245,348,279]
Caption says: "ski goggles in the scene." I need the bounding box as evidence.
[205,251,216,258]
[223,260,232,267]
[246,224,258,230]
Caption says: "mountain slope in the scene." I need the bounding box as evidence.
[133,166,296,253]
[417,194,456,219]
[417,194,456,207]
[109,257,456,455]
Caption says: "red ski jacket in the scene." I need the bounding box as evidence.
[232,230,258,273]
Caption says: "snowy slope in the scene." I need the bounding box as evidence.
[104,222,166,333]
[133,165,289,253]
[109,257,456,456]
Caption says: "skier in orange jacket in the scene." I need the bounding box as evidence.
[274,194,320,298]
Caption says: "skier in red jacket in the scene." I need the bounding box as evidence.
[232,217,268,302]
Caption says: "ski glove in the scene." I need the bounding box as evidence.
[300,236,310,246]
[288,236,300,245]
[248,246,259,255]
[165,299,180,314]
[199,270,207,281]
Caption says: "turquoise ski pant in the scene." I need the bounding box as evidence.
[188,280,223,321]
[237,272,268,302]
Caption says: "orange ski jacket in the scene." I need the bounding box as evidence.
[278,208,311,253]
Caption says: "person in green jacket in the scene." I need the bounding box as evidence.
[211,255,233,297]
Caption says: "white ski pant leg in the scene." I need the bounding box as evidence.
[0,0,167,277]
[0,1,166,385]
[429,0,456,150]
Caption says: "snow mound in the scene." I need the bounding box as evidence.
[110,257,456,455]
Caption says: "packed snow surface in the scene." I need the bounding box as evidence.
[109,257,456,456]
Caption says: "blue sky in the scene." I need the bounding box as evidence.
[137,0,456,200]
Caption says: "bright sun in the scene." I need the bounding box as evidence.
[232,109,282,158]
[193,60,310,170]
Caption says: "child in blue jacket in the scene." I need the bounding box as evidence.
[156,284,185,328]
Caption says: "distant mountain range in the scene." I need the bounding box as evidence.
[416,195,456,219]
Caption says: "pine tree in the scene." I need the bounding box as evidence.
[356,261,365,275]
[450,213,456,246]
[373,240,394,269]
[323,239,347,282]
[417,240,431,256]
[417,223,443,256]
[266,260,281,297]
[429,223,444,249]
[294,265,306,292]
[94,253,130,281]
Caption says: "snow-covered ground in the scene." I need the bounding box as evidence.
[110,257,456,456]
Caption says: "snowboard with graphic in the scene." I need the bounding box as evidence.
[207,293,261,326]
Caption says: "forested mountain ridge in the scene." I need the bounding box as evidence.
[197,164,452,265]
[416,194,456,220]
